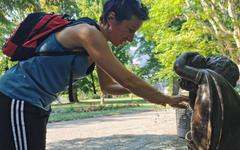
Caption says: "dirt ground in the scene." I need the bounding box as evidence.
[46,109,188,150]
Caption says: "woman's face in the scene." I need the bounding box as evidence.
[106,14,143,46]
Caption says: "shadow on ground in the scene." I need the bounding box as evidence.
[47,134,187,150]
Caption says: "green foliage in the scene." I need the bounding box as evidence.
[131,34,162,82]
[76,0,103,20]
[186,0,240,62]
[0,0,42,26]
[74,75,101,99]
[112,43,133,65]
[141,0,220,81]
[40,0,80,17]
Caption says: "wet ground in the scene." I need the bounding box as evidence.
[46,109,188,150]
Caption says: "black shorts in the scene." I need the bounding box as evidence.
[0,92,51,150]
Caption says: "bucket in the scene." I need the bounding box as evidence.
[176,108,192,138]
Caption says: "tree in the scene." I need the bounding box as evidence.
[141,0,205,74]
[140,0,222,94]
[130,34,162,83]
[186,0,240,63]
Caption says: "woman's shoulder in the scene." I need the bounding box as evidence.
[61,22,99,36]
[56,23,101,49]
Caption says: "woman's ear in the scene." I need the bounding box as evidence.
[107,12,116,23]
[105,12,117,31]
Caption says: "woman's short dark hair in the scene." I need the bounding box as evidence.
[100,0,149,23]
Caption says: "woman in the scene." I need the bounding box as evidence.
[0,0,187,149]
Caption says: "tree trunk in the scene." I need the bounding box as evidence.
[172,77,180,96]
[69,85,79,103]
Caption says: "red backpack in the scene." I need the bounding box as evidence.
[2,12,99,61]
[2,12,74,61]
[2,12,98,101]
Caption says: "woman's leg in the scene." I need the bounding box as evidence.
[0,92,16,150]
[0,92,50,150]
[24,100,50,150]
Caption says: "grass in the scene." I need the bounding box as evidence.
[49,97,166,123]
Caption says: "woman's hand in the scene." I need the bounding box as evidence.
[168,95,189,109]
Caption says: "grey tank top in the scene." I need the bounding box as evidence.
[0,33,89,110]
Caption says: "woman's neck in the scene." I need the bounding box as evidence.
[99,22,110,42]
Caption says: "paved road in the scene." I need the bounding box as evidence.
[46,109,188,150]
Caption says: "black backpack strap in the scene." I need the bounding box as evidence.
[36,50,89,56]
[68,59,96,102]
[86,63,95,75]
[69,17,100,30]
[68,56,77,102]
[86,63,96,94]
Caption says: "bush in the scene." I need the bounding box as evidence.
[90,94,100,99]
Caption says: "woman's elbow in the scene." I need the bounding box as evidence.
[116,76,135,90]
[100,83,130,95]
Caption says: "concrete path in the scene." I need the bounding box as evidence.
[46,109,188,150]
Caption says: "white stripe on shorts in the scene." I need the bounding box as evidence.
[11,99,28,150]
[11,99,19,150]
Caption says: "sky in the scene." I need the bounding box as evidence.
[129,45,150,67]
